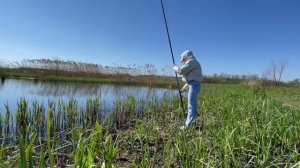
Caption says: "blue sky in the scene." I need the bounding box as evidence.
[0,0,299,80]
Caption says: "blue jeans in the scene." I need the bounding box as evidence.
[185,81,201,127]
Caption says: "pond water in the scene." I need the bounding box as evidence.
[0,78,178,115]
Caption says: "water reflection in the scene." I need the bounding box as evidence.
[7,79,174,98]
[1,77,4,85]
[0,78,177,114]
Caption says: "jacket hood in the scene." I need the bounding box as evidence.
[180,50,194,63]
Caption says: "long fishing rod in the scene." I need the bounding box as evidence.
[160,0,184,114]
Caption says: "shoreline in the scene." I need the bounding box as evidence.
[0,68,179,88]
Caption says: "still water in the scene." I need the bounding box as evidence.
[0,78,178,115]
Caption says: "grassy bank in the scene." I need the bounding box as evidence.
[0,68,178,88]
[0,84,300,167]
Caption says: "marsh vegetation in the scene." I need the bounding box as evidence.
[0,84,299,167]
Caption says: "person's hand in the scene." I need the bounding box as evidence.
[180,88,187,92]
[173,64,179,71]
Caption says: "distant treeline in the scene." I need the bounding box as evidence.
[0,58,299,87]
[203,73,300,87]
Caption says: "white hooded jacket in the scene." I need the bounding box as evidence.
[174,51,203,91]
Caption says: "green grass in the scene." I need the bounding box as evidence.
[0,84,299,167]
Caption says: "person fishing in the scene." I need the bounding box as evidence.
[173,50,203,129]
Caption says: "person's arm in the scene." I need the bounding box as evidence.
[180,83,188,92]
[173,62,193,75]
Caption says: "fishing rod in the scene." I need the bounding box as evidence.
[160,0,184,115]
